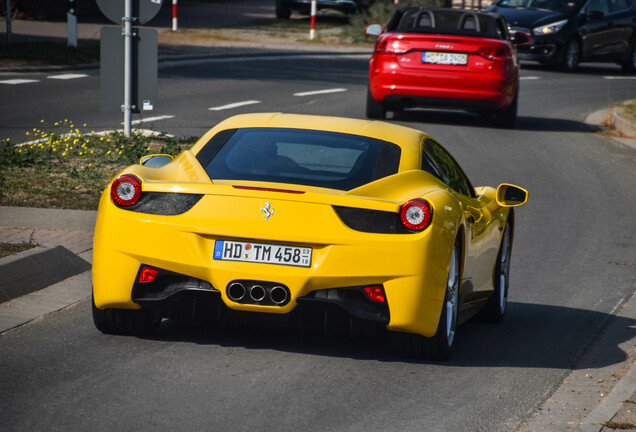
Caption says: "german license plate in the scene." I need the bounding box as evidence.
[213,240,312,268]
[422,52,468,65]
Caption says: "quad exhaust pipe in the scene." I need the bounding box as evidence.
[226,281,290,306]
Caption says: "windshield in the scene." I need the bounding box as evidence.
[496,0,583,12]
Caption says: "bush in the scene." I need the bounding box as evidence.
[348,0,446,43]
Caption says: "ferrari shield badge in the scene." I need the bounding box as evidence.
[261,202,274,220]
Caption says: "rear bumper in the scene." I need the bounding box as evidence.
[92,191,456,337]
[369,58,517,112]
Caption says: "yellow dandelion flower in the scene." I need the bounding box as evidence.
[40,119,45,123]
[107,150,112,155]
[55,122,59,126]
[89,163,93,167]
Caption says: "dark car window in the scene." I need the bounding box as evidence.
[388,9,505,39]
[422,139,476,198]
[497,0,583,13]
[198,127,401,191]
[608,0,632,13]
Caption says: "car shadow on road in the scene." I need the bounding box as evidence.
[150,301,634,369]
[391,109,592,133]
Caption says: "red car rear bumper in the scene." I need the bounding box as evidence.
[369,57,517,112]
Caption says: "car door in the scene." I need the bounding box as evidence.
[421,139,500,307]
[580,0,633,58]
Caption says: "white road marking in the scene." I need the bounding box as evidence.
[127,115,175,125]
[208,100,261,111]
[0,79,39,85]
[47,74,89,80]
[294,88,347,96]
[520,76,541,80]
[603,76,636,80]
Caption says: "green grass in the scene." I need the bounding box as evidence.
[621,99,636,119]
[0,40,100,66]
[0,242,38,259]
[0,122,194,210]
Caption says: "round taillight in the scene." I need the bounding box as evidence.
[400,199,432,231]
[111,174,142,206]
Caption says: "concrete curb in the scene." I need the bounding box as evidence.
[585,109,636,151]
[0,244,91,303]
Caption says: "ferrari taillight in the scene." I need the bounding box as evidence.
[111,174,142,206]
[138,266,159,283]
[399,199,433,231]
[477,45,511,61]
[364,286,386,303]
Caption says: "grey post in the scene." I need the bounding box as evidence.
[123,0,134,137]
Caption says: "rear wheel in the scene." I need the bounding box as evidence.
[92,294,161,336]
[561,38,581,71]
[365,86,386,119]
[480,220,511,323]
[621,40,636,73]
[275,2,291,19]
[494,92,518,129]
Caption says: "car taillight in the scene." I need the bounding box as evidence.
[111,174,142,206]
[138,266,159,283]
[399,199,433,231]
[364,286,386,303]
[477,46,511,61]
[375,37,411,54]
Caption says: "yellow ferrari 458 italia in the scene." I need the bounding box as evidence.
[92,113,527,360]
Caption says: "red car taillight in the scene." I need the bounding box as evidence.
[375,37,412,55]
[111,174,142,206]
[477,45,511,61]
[400,199,433,231]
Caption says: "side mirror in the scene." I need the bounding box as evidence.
[510,30,531,46]
[140,154,174,167]
[365,23,383,37]
[496,184,528,207]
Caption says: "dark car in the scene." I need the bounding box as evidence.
[275,0,357,19]
[487,0,636,72]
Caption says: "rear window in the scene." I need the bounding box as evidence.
[197,128,401,191]
[388,8,506,39]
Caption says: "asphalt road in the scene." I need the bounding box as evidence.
[1,55,636,431]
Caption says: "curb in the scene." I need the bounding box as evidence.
[585,109,636,151]
[0,49,371,73]
[0,244,91,303]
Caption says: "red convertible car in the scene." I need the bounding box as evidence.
[366,8,529,128]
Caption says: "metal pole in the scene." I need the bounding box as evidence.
[172,0,178,31]
[309,0,316,40]
[123,0,133,137]
[6,0,11,47]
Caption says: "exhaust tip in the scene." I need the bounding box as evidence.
[270,286,289,305]
[227,282,246,301]
[250,285,266,302]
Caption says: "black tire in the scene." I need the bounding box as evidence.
[621,40,636,74]
[365,86,386,119]
[480,219,512,323]
[494,92,518,129]
[390,239,461,361]
[92,294,161,336]
[561,38,581,72]
[275,2,291,19]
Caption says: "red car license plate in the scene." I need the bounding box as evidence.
[422,52,468,65]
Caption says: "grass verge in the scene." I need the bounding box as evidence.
[0,121,194,210]
[0,242,38,259]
